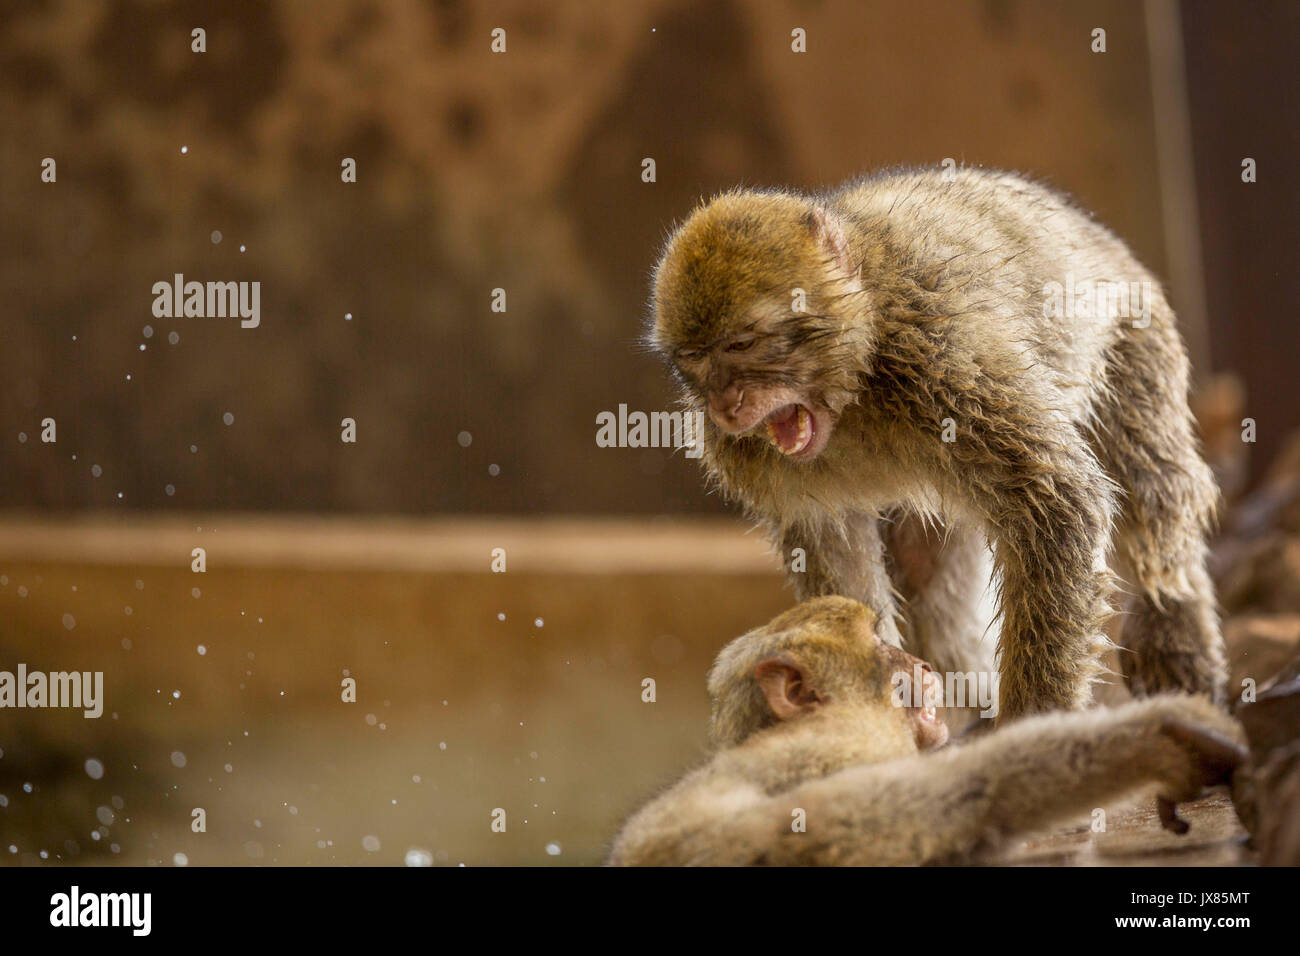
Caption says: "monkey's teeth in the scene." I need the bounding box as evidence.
[922,706,936,721]
[765,405,812,455]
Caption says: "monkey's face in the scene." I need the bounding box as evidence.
[667,315,843,461]
[876,643,950,751]
[740,597,949,751]
[651,191,867,463]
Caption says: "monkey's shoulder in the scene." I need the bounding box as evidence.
[831,165,1075,216]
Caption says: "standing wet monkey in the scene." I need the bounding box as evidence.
[648,167,1226,720]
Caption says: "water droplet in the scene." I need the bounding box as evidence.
[84,759,104,780]
[222,412,234,426]
[210,230,222,244]
[457,431,472,447]
[170,751,187,768]
[362,835,381,852]
[62,614,75,630]
[405,847,433,867]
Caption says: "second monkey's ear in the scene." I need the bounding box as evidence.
[754,653,822,721]
[810,206,856,278]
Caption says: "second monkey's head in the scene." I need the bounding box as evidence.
[649,189,871,462]
[707,595,949,753]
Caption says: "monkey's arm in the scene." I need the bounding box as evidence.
[779,513,904,647]
[757,695,1245,865]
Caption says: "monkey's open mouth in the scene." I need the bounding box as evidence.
[763,404,812,455]
[762,404,832,459]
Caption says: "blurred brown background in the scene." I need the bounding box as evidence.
[4,0,1295,514]
[0,0,1297,866]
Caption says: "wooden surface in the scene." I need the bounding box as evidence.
[0,515,784,574]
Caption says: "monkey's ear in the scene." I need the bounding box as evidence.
[755,654,822,721]
[810,206,856,277]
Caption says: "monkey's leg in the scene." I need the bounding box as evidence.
[1097,330,1227,703]
[1117,544,1227,704]
[887,518,999,732]
[886,516,998,678]
[780,513,903,648]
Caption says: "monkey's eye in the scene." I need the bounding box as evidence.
[724,338,755,353]
[676,348,707,363]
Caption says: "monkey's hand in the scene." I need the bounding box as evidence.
[1145,697,1248,833]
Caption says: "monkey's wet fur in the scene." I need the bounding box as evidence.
[608,598,1245,865]
[649,167,1226,720]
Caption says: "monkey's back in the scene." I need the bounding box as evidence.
[830,166,1180,428]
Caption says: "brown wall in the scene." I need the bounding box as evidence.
[1183,0,1300,481]
[3,0,1237,515]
